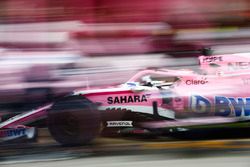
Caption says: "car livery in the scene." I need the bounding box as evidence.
[1,55,250,145]
[190,95,250,117]
[0,126,36,142]
[199,53,250,74]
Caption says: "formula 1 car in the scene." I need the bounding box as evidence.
[199,52,250,73]
[1,53,250,145]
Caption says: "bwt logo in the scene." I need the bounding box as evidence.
[0,128,26,137]
[190,95,250,117]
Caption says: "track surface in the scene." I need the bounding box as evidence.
[2,154,250,167]
[1,134,250,167]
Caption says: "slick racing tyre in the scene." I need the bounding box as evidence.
[48,96,101,146]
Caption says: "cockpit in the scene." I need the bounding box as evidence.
[127,70,181,88]
[140,75,180,88]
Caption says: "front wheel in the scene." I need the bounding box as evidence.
[48,96,101,146]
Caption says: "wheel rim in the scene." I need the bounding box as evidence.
[60,114,79,136]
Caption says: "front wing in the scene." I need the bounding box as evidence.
[0,126,37,143]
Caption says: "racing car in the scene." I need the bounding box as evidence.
[1,52,250,145]
[199,52,250,73]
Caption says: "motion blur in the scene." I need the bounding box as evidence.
[1,0,250,167]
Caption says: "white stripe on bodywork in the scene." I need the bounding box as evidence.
[73,84,158,96]
[99,105,175,119]
[73,87,131,95]
[0,104,52,128]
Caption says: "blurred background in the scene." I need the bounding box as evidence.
[1,0,250,117]
[1,1,250,166]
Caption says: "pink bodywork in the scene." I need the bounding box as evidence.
[75,68,250,118]
[1,65,250,129]
[199,53,250,74]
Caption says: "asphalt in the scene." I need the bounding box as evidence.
[1,148,250,167]
[1,128,250,166]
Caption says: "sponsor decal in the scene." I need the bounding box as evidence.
[107,121,133,127]
[190,95,211,114]
[185,78,208,85]
[190,95,250,117]
[107,95,148,104]
[0,128,26,138]
[228,62,250,70]
[202,56,222,63]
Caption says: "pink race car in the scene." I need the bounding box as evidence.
[199,52,250,74]
[1,59,250,145]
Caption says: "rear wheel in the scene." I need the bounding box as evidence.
[48,96,101,146]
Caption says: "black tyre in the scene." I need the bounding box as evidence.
[48,96,101,146]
